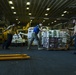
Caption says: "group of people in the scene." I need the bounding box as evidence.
[2,23,43,50]
[1,23,76,54]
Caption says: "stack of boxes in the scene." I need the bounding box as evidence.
[42,29,69,50]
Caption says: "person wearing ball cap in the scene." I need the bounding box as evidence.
[27,23,43,50]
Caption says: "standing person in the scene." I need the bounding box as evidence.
[2,24,16,49]
[71,32,76,54]
[27,23,43,50]
[73,23,76,54]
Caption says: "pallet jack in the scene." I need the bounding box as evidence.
[0,54,30,60]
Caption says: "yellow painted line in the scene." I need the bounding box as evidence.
[0,56,30,60]
[0,54,27,57]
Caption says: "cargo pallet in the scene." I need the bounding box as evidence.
[46,47,68,50]
[46,44,69,50]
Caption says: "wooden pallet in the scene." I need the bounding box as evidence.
[47,44,69,50]
[46,47,68,50]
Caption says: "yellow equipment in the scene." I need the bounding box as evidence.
[0,54,30,60]
[0,28,4,43]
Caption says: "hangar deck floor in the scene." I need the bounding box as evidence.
[0,46,76,75]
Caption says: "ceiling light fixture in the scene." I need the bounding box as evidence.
[26,2,30,5]
[61,14,64,16]
[30,20,32,22]
[51,22,53,24]
[45,14,48,16]
[43,20,45,22]
[46,8,50,11]
[63,11,67,13]
[44,18,49,20]
[48,23,50,25]
[13,12,16,14]
[9,1,13,4]
[11,6,14,9]
[16,19,18,20]
[26,7,29,10]
[30,17,35,19]
[29,13,31,15]
[54,20,57,22]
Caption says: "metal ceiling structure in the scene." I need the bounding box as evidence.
[0,0,76,26]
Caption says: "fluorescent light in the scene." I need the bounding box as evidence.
[51,22,53,24]
[45,14,48,16]
[57,18,60,20]
[26,2,30,5]
[30,17,35,19]
[9,1,13,4]
[61,14,64,16]
[44,18,49,20]
[16,19,18,20]
[30,20,32,22]
[63,11,67,13]
[26,7,29,10]
[13,12,16,14]
[29,13,31,15]
[46,8,50,11]
[11,6,14,9]
[48,23,50,25]
[43,20,45,22]
[54,20,56,22]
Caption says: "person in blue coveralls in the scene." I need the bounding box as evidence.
[27,23,43,50]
